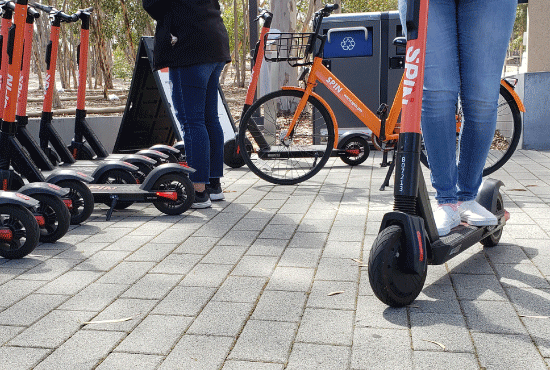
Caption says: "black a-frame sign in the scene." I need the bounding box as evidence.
[113,36,237,154]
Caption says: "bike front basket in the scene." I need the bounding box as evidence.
[263,32,315,66]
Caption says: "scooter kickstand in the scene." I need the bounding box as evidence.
[106,195,118,221]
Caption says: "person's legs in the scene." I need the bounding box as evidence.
[456,0,517,201]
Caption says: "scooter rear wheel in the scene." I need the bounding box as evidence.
[32,193,70,243]
[339,136,370,166]
[481,193,504,248]
[55,180,94,225]
[223,138,245,168]
[152,173,194,215]
[0,205,39,259]
[369,225,427,307]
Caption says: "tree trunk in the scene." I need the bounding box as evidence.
[91,0,114,96]
[119,0,136,64]
[233,0,242,86]
[271,0,298,89]
[302,0,322,32]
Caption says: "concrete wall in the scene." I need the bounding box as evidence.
[526,0,550,73]
[511,72,550,150]
[25,116,123,154]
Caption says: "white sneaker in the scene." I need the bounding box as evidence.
[458,200,497,226]
[434,204,461,236]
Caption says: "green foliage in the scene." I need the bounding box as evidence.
[342,0,398,13]
[112,47,134,79]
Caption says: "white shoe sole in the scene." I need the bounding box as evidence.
[191,200,212,209]
[209,193,225,201]
[462,218,498,227]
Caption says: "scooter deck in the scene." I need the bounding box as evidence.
[89,183,172,203]
[430,213,506,265]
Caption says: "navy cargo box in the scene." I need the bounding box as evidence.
[314,11,404,136]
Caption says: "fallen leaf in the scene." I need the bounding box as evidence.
[352,259,363,264]
[80,317,134,326]
[508,189,527,191]
[223,190,237,193]
[358,264,368,268]
[327,291,345,296]
[519,315,550,319]
[422,339,446,350]
[525,185,538,187]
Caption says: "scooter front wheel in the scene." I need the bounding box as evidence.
[481,193,504,248]
[152,173,194,215]
[0,205,39,259]
[223,138,245,168]
[368,225,427,307]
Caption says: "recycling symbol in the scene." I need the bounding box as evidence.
[341,36,356,51]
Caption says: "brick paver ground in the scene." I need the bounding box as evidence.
[1,149,549,369]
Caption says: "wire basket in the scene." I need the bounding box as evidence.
[263,32,315,66]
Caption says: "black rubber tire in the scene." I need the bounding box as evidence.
[339,136,370,166]
[238,89,335,185]
[55,180,94,225]
[32,193,70,243]
[0,204,39,259]
[481,193,504,248]
[368,225,427,307]
[97,169,137,209]
[420,85,522,176]
[223,138,246,168]
[130,162,154,185]
[152,173,194,215]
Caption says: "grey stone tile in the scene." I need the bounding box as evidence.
[59,283,128,312]
[483,243,531,264]
[0,346,50,370]
[266,267,315,292]
[295,308,354,346]
[212,276,267,303]
[96,353,163,370]
[36,270,103,295]
[53,242,109,260]
[34,330,126,370]
[8,309,95,348]
[520,316,550,357]
[81,298,157,332]
[0,279,46,307]
[192,221,234,238]
[506,287,550,317]
[180,263,233,287]
[201,245,248,265]
[153,286,216,316]
[461,300,527,334]
[246,238,288,257]
[412,351,478,370]
[115,314,192,355]
[327,226,365,242]
[321,241,362,259]
[159,335,234,370]
[307,280,357,310]
[258,224,297,239]
[17,258,81,281]
[315,257,359,282]
[96,261,155,285]
[351,328,412,369]
[231,255,278,277]
[472,332,547,370]
[217,230,260,246]
[0,293,68,326]
[451,273,508,301]
[172,236,219,254]
[408,283,462,314]
[278,248,322,268]
[84,226,133,243]
[445,252,494,275]
[228,320,297,362]
[187,301,254,336]
[73,250,131,271]
[150,253,202,275]
[0,325,24,346]
[251,290,307,322]
[286,343,350,370]
[125,243,177,262]
[222,361,284,370]
[287,232,328,249]
[151,227,194,244]
[102,234,155,252]
[355,295,408,329]
[410,312,474,353]
[493,262,550,289]
[121,273,181,300]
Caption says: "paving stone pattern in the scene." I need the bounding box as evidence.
[1,150,549,369]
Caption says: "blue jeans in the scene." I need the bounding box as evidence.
[398,0,517,204]
[169,62,225,184]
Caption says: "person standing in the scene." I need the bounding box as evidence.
[143,0,231,208]
[398,0,517,235]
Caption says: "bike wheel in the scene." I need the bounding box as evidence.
[32,193,70,243]
[97,169,137,209]
[339,135,370,166]
[0,204,39,259]
[152,173,194,215]
[420,85,522,176]
[55,180,94,225]
[368,225,427,307]
[238,89,335,185]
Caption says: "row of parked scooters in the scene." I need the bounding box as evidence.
[0,1,194,259]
